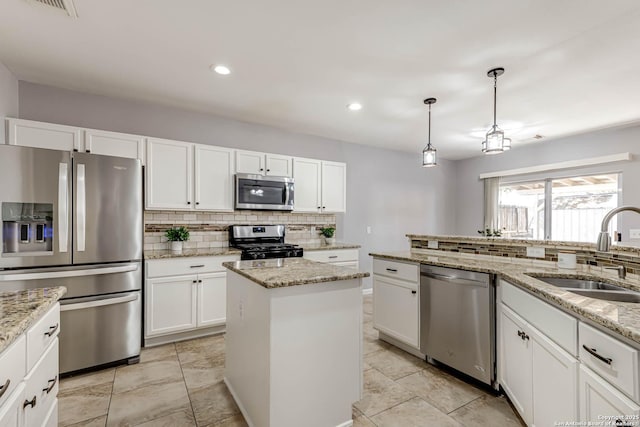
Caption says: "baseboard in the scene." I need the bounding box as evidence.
[224,377,256,427]
[362,288,372,295]
[378,332,426,360]
[336,420,354,427]
[144,325,225,347]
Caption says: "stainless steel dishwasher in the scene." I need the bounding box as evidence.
[420,265,495,387]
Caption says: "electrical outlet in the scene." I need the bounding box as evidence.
[366,226,372,234]
[526,246,545,258]
[427,240,439,249]
[630,229,640,239]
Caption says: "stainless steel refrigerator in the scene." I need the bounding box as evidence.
[0,144,143,374]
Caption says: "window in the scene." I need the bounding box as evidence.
[498,174,619,242]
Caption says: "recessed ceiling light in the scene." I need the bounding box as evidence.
[211,65,231,75]
[347,103,362,111]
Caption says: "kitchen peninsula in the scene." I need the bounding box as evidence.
[222,258,369,427]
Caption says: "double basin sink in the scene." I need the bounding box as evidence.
[526,275,640,303]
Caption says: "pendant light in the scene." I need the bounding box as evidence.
[422,98,437,167]
[482,67,511,154]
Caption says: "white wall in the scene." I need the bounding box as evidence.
[18,81,457,286]
[454,125,640,242]
[0,62,19,144]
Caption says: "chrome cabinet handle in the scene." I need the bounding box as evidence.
[43,376,57,394]
[23,396,36,409]
[0,379,9,399]
[386,268,398,273]
[582,345,613,365]
[44,324,59,337]
[190,265,205,268]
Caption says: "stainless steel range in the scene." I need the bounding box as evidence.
[229,225,303,260]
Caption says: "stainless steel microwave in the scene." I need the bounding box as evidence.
[235,174,294,211]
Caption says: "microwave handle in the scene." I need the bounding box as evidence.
[284,183,291,206]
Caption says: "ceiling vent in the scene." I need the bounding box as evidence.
[32,0,78,18]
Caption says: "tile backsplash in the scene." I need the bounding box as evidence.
[144,210,336,251]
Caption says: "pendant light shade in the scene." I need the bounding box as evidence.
[482,67,511,154]
[422,98,437,167]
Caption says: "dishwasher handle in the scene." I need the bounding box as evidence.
[421,271,488,287]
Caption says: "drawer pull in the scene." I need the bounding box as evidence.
[44,323,59,337]
[411,290,417,294]
[0,379,9,399]
[43,376,58,394]
[328,256,338,259]
[23,396,36,409]
[582,345,613,365]
[190,264,205,268]
[386,268,398,273]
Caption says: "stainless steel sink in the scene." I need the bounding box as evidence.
[525,274,640,303]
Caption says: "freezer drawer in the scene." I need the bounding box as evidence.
[59,291,141,374]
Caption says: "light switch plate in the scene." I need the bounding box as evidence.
[427,240,439,249]
[630,229,640,239]
[526,246,545,258]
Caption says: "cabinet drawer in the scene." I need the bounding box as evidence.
[23,339,58,427]
[304,249,358,263]
[146,255,239,278]
[501,279,577,356]
[579,323,639,402]
[0,335,26,409]
[26,304,60,372]
[373,259,418,283]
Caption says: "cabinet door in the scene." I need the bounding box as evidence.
[265,154,293,177]
[373,275,419,348]
[531,326,578,426]
[145,276,197,336]
[292,157,322,212]
[195,145,234,211]
[6,118,82,151]
[197,272,226,327]
[499,305,533,424]
[321,161,346,212]
[0,382,23,427]
[580,365,640,422]
[236,150,265,175]
[84,129,145,163]
[146,138,193,210]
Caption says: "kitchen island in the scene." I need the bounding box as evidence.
[222,258,369,427]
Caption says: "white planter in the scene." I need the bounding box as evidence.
[170,241,183,254]
[324,237,335,245]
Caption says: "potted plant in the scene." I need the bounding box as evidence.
[165,226,190,253]
[319,227,336,245]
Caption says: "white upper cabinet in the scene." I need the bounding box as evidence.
[146,139,234,211]
[146,138,193,210]
[236,150,293,177]
[6,118,82,152]
[194,145,234,211]
[6,119,145,163]
[293,157,346,213]
[84,129,145,163]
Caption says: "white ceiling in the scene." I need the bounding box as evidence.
[1,0,640,160]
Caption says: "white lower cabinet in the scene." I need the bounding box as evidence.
[144,255,239,345]
[0,303,60,427]
[580,364,640,422]
[373,275,419,348]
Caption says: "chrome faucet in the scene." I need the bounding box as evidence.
[605,265,627,279]
[596,206,640,251]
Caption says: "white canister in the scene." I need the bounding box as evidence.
[557,251,577,269]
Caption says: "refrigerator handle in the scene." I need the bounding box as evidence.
[60,292,139,312]
[0,263,139,281]
[58,163,69,253]
[77,163,86,252]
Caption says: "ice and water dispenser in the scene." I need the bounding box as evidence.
[2,202,53,255]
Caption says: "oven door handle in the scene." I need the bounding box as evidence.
[0,263,138,281]
[61,292,138,312]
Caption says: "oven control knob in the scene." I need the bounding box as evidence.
[258,253,266,259]
[286,251,292,257]
[249,253,259,260]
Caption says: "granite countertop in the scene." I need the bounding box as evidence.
[223,258,369,289]
[0,286,67,354]
[370,250,640,346]
[299,242,361,251]
[145,248,241,259]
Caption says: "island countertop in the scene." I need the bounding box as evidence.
[370,250,640,346]
[0,286,67,354]
[223,258,369,289]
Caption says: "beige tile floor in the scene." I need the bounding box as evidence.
[58,296,525,427]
